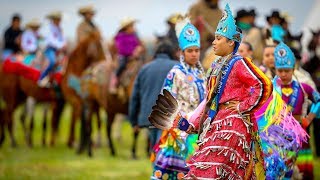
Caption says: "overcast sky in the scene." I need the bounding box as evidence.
[0,0,317,42]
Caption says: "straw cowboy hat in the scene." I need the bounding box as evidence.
[281,12,293,23]
[25,18,41,29]
[78,5,95,15]
[167,13,183,25]
[266,10,282,23]
[119,17,137,30]
[46,11,62,19]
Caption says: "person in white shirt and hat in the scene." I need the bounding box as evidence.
[76,5,101,43]
[38,11,66,86]
[21,18,41,55]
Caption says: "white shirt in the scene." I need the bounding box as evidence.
[21,29,39,53]
[44,22,66,50]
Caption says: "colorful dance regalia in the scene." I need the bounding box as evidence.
[274,77,319,179]
[185,5,307,179]
[272,42,320,180]
[151,18,206,180]
[180,4,271,179]
[264,42,320,179]
[151,63,206,180]
[149,7,308,179]
[185,53,272,179]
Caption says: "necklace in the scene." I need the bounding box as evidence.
[179,55,206,105]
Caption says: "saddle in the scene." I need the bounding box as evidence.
[2,52,67,85]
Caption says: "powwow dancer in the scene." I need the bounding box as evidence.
[273,42,320,179]
[149,4,308,179]
[151,17,206,180]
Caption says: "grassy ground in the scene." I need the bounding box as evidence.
[0,105,152,179]
[0,105,319,179]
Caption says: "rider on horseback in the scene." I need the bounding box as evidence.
[38,11,67,87]
[21,19,41,60]
[77,5,101,43]
[2,14,22,60]
[109,17,145,93]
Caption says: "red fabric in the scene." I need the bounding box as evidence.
[185,58,272,179]
[3,59,40,81]
[2,58,63,85]
[52,73,62,84]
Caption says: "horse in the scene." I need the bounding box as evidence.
[61,32,106,149]
[76,53,144,157]
[0,57,65,147]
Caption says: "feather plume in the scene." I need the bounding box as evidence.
[175,17,190,39]
[148,89,181,130]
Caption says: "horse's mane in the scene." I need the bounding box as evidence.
[66,32,105,75]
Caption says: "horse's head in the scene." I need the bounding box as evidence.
[67,32,106,74]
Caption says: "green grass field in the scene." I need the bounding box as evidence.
[0,105,319,179]
[0,105,152,179]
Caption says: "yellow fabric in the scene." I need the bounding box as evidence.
[282,87,293,96]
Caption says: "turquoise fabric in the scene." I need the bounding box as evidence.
[215,4,242,43]
[178,23,200,50]
[274,42,295,69]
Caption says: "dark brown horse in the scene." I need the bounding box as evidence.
[61,32,106,148]
[77,55,143,157]
[0,61,64,147]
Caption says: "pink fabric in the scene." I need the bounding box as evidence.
[187,99,206,131]
[114,32,140,56]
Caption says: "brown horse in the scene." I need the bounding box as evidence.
[0,60,64,147]
[61,32,106,148]
[77,55,143,156]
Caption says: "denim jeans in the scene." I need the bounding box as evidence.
[115,55,129,77]
[39,47,56,80]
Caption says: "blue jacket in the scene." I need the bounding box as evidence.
[129,54,178,127]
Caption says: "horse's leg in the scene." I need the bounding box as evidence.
[77,103,91,155]
[19,103,28,144]
[0,109,5,146]
[42,104,49,146]
[6,106,17,147]
[106,112,116,156]
[28,111,34,148]
[131,129,139,159]
[26,97,36,147]
[68,101,81,148]
[86,103,94,157]
[93,102,101,147]
[114,115,123,142]
[50,99,64,146]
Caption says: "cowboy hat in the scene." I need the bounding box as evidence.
[167,13,183,25]
[119,17,137,31]
[78,5,95,15]
[235,9,249,21]
[266,10,282,23]
[25,18,41,28]
[235,9,257,21]
[46,11,62,19]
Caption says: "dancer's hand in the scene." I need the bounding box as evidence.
[302,113,316,128]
